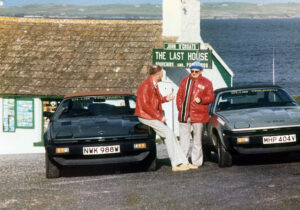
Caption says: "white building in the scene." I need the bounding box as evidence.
[0,0,233,154]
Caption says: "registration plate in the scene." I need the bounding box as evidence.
[263,134,296,144]
[83,145,120,155]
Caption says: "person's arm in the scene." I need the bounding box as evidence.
[200,81,214,105]
[161,96,168,103]
[176,80,185,111]
[139,84,164,121]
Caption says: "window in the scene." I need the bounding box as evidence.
[2,98,34,132]
[216,88,296,111]
[16,99,34,129]
[54,95,136,119]
[3,99,15,132]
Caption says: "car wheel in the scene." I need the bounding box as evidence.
[146,157,157,171]
[45,152,60,178]
[215,134,232,167]
[202,144,212,161]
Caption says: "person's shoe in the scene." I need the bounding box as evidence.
[187,164,200,169]
[172,164,190,172]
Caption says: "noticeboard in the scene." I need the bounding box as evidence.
[16,99,34,129]
[152,43,212,69]
[3,99,15,132]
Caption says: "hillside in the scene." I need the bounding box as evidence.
[1,3,300,19]
[0,4,162,20]
[201,2,300,19]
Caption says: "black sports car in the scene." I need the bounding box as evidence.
[203,85,300,167]
[44,92,156,178]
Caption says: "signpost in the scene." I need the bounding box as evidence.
[153,43,212,69]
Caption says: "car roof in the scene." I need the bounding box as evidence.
[64,91,134,99]
[214,85,282,95]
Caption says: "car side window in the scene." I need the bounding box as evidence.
[129,98,136,109]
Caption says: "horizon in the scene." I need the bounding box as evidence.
[2,0,300,7]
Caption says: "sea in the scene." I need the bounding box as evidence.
[201,18,300,96]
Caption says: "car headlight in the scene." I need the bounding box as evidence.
[217,117,226,126]
[237,137,249,144]
[134,143,147,149]
[56,147,70,154]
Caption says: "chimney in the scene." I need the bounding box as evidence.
[163,0,203,43]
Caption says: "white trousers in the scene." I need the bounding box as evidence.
[138,117,189,167]
[179,121,204,166]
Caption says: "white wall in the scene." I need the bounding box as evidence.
[178,0,203,42]
[162,0,181,37]
[0,98,44,154]
[159,71,181,136]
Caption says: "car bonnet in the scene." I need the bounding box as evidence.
[218,106,300,130]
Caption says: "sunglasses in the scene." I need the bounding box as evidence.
[191,70,201,74]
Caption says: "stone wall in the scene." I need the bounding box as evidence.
[0,17,163,96]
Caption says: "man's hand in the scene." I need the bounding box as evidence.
[161,116,167,122]
[194,97,202,104]
[166,93,175,101]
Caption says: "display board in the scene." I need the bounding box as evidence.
[3,99,15,132]
[16,99,34,129]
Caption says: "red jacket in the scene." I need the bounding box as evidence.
[176,74,214,123]
[135,76,168,121]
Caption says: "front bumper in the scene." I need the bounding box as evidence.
[53,151,151,166]
[45,139,156,167]
[223,128,300,155]
[233,145,300,155]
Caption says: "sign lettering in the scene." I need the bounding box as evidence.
[164,43,201,50]
[153,48,212,69]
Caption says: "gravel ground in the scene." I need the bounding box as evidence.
[1,145,300,210]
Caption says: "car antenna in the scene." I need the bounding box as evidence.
[272,47,275,85]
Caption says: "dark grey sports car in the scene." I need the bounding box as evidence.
[44,92,156,178]
[203,85,300,167]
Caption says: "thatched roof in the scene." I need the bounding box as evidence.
[0,17,163,97]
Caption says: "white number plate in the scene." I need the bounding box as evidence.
[263,134,296,144]
[83,145,120,155]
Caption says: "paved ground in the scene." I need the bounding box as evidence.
[1,145,300,210]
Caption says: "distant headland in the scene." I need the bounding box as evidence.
[1,3,300,19]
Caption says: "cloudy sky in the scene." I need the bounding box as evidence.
[2,0,300,6]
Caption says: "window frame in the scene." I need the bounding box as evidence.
[15,98,35,129]
[2,98,16,132]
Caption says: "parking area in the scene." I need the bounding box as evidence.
[1,145,300,209]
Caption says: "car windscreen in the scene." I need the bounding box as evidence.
[216,88,297,112]
[53,95,136,119]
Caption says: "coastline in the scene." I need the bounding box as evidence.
[201,16,300,20]
[2,2,300,20]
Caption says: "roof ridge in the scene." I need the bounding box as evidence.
[0,17,162,25]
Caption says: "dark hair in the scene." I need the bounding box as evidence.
[148,65,162,75]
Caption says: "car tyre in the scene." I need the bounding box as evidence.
[146,157,157,171]
[203,144,212,161]
[215,135,232,167]
[45,152,60,178]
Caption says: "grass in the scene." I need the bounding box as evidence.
[0,4,162,19]
[1,3,300,19]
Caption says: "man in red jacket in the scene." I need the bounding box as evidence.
[177,59,214,168]
[135,65,197,171]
